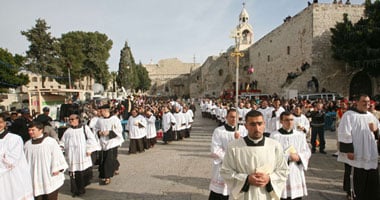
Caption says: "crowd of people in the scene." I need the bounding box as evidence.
[1,93,380,200]
[205,94,380,200]
[0,95,196,199]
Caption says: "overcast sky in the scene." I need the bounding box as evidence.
[0,0,364,71]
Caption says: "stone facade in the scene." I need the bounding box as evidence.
[144,58,200,97]
[188,3,379,99]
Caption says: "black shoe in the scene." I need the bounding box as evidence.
[311,149,316,154]
[320,150,327,154]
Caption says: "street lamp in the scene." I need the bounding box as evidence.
[231,29,244,131]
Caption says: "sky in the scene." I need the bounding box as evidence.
[0,0,365,72]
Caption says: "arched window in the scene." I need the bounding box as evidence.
[218,69,224,76]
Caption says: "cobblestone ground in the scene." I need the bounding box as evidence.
[59,108,347,200]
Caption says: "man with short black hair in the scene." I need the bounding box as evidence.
[221,110,289,200]
[24,121,68,200]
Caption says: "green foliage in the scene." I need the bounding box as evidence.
[331,1,380,75]
[21,19,61,80]
[116,42,151,93]
[60,31,113,88]
[117,41,135,90]
[135,62,151,92]
[0,48,29,92]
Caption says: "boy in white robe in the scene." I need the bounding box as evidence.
[0,113,34,200]
[24,121,68,200]
[271,111,311,199]
[221,110,289,200]
[337,94,380,200]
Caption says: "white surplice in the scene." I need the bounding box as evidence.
[257,107,274,131]
[337,110,380,169]
[0,132,34,200]
[95,115,124,150]
[61,125,100,172]
[126,115,147,139]
[24,137,68,196]
[271,129,311,199]
[209,124,245,195]
[293,114,310,134]
[220,137,289,200]
[162,112,176,132]
[268,107,285,132]
[146,115,157,139]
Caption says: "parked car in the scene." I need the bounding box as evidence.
[298,92,343,101]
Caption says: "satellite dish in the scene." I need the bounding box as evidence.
[93,83,104,94]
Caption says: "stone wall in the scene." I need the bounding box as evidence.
[188,3,375,99]
[144,58,200,96]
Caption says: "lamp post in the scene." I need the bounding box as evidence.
[231,30,244,131]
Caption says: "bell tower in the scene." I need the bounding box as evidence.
[235,3,254,51]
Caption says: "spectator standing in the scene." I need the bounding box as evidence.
[306,102,326,154]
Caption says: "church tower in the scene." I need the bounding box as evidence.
[234,3,254,51]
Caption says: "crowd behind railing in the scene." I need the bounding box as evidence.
[0,95,197,199]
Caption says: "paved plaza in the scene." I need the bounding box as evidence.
[59,108,348,200]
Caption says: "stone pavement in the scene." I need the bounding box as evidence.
[59,111,347,200]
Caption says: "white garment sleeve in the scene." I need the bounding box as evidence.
[210,129,225,164]
[0,135,24,177]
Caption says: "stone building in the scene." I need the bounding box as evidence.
[144,58,200,97]
[188,2,379,99]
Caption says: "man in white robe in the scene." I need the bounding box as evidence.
[209,108,246,200]
[0,113,33,200]
[257,100,274,131]
[145,109,157,148]
[221,110,289,200]
[126,108,147,153]
[95,104,124,185]
[183,105,193,138]
[61,114,100,197]
[268,99,285,132]
[271,111,311,199]
[161,105,176,144]
[24,121,68,200]
[337,94,380,200]
[173,106,186,140]
[292,105,310,135]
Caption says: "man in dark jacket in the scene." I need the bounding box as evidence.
[9,108,32,143]
[306,102,326,154]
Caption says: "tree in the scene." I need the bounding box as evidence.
[21,18,61,87]
[0,48,29,92]
[60,31,113,89]
[117,41,137,91]
[135,62,151,92]
[331,0,380,75]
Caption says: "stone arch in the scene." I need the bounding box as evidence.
[349,71,372,99]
